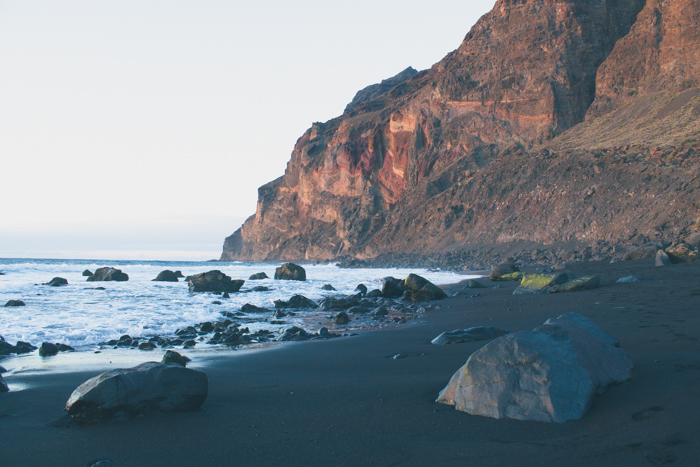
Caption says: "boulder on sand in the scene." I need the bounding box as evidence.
[463,279,486,289]
[437,312,633,422]
[152,270,179,282]
[490,264,519,281]
[403,274,447,301]
[249,272,268,280]
[187,271,244,293]
[274,263,306,281]
[665,243,698,263]
[44,277,68,287]
[547,275,601,293]
[87,267,129,282]
[39,342,59,357]
[655,250,672,267]
[65,362,208,425]
[513,273,568,294]
[616,275,640,283]
[431,326,509,345]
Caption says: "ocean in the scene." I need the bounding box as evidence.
[0,258,471,352]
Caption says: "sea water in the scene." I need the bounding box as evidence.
[0,259,469,351]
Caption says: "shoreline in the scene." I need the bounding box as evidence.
[1,257,699,465]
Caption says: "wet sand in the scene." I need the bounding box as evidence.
[1,258,699,466]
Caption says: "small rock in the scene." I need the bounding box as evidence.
[381,277,405,298]
[274,295,318,309]
[162,350,189,367]
[0,365,6,373]
[490,264,519,281]
[4,300,26,307]
[321,284,336,291]
[199,322,215,332]
[319,296,360,311]
[187,271,244,293]
[249,272,268,280]
[366,289,383,298]
[616,275,640,283]
[251,286,270,292]
[355,284,368,296]
[44,277,68,287]
[241,303,270,313]
[390,353,408,360]
[373,306,389,317]
[552,262,567,270]
[39,342,59,357]
[547,275,601,293]
[655,250,672,267]
[463,279,486,289]
[222,292,231,298]
[138,342,156,351]
[274,263,306,281]
[174,271,185,278]
[335,312,350,325]
[211,300,222,305]
[513,273,568,294]
[0,374,8,393]
[90,461,111,467]
[82,269,93,277]
[273,310,287,318]
[347,306,371,314]
[57,343,75,352]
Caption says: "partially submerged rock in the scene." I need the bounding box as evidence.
[319,296,360,311]
[87,267,129,282]
[431,327,509,345]
[65,362,208,425]
[403,274,447,301]
[44,277,68,287]
[321,284,336,291]
[249,272,268,280]
[274,295,318,309]
[152,270,179,282]
[4,300,26,307]
[241,303,270,313]
[187,271,244,293]
[274,263,306,281]
[0,374,8,393]
[366,289,383,298]
[513,273,568,294]
[355,284,368,295]
[82,269,93,277]
[437,312,633,422]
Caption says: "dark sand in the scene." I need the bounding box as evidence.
[1,258,699,466]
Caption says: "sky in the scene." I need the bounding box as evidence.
[0,0,493,260]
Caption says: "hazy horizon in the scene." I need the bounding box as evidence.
[0,0,493,260]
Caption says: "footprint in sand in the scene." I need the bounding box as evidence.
[632,406,665,421]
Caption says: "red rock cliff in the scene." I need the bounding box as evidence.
[221,0,653,261]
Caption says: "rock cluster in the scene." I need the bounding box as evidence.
[437,312,633,422]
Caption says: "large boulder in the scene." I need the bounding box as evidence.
[403,274,447,301]
[249,272,268,280]
[273,295,318,309]
[44,277,68,287]
[187,271,244,293]
[65,362,208,425]
[152,270,179,282]
[437,312,633,423]
[381,277,405,298]
[87,267,129,282]
[490,264,520,281]
[665,243,698,263]
[431,327,509,345]
[513,273,568,294]
[274,263,306,281]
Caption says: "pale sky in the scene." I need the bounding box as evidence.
[0,0,493,260]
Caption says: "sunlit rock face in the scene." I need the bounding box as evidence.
[222,0,646,262]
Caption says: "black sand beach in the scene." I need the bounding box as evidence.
[1,258,699,466]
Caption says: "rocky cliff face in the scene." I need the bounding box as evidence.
[222,0,700,264]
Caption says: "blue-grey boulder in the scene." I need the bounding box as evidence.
[431,326,508,345]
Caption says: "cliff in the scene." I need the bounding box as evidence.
[222,0,700,265]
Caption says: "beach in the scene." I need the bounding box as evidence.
[1,257,699,466]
